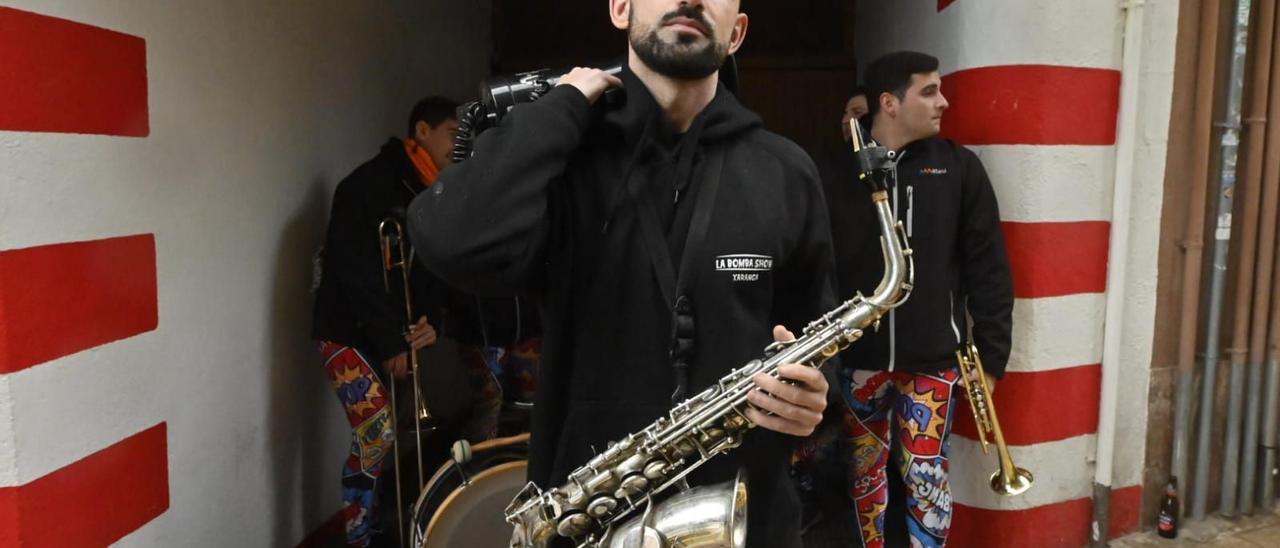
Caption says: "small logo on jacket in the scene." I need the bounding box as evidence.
[715,254,773,282]
[920,167,948,175]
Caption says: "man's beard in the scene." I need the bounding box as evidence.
[629,8,728,80]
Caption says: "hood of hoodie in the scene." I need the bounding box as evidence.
[594,67,763,232]
[601,66,762,151]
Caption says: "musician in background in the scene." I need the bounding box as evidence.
[789,83,874,547]
[444,290,543,441]
[408,1,836,546]
[828,51,1013,547]
[840,86,870,142]
[311,96,457,547]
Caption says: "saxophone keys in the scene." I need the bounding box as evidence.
[556,512,593,538]
[674,439,697,457]
[643,460,669,480]
[587,495,618,518]
[762,341,786,357]
[700,427,726,443]
[618,473,650,498]
[584,470,617,495]
[723,413,749,431]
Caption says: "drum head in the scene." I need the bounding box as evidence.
[422,460,528,548]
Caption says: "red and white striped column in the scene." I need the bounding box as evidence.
[0,7,169,546]
[858,0,1171,545]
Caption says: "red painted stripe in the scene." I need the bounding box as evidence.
[953,363,1101,445]
[0,423,169,546]
[0,489,16,548]
[0,7,149,136]
[938,0,958,11]
[0,234,159,373]
[941,65,1121,146]
[296,509,346,548]
[1002,221,1110,299]
[951,485,1142,547]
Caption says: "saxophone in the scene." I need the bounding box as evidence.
[505,120,913,548]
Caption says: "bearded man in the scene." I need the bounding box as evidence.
[409,3,839,546]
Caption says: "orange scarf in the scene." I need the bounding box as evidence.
[403,139,440,187]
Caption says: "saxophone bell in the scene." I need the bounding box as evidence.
[600,469,748,548]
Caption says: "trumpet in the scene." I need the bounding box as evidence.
[379,216,435,547]
[956,341,1033,496]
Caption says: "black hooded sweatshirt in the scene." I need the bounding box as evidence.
[816,134,1013,378]
[312,138,446,362]
[408,69,837,548]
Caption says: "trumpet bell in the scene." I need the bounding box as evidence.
[415,397,434,423]
[991,467,1034,497]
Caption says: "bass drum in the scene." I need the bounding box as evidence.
[410,432,530,548]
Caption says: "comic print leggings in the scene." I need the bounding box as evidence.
[843,366,961,548]
[319,341,396,548]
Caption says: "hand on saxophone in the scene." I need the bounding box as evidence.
[744,325,829,437]
[405,315,438,351]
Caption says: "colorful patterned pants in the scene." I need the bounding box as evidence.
[319,341,396,548]
[842,366,961,548]
[458,338,540,441]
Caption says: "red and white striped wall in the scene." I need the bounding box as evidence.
[858,0,1179,545]
[0,9,169,545]
[0,2,492,546]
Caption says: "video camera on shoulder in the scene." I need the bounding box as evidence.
[452,56,738,163]
[451,63,622,163]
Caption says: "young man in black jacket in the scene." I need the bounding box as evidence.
[409,1,836,546]
[311,96,457,547]
[822,51,1014,547]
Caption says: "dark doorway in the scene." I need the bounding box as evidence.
[490,0,857,152]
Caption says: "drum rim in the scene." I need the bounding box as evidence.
[424,459,528,543]
[470,432,531,453]
[412,432,532,545]
[417,432,531,505]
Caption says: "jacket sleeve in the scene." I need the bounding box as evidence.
[327,181,408,360]
[773,158,840,328]
[773,157,843,401]
[407,85,594,296]
[958,148,1015,378]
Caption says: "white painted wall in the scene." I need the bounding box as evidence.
[0,375,14,489]
[1113,0,1180,491]
[0,1,492,545]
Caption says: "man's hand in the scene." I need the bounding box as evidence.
[960,367,998,397]
[745,325,829,437]
[406,316,438,351]
[557,67,622,104]
[383,352,410,380]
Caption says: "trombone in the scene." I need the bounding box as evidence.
[956,341,1033,496]
[379,217,434,547]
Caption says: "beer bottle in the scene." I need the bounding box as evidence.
[1157,477,1179,539]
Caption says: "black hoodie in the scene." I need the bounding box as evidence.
[408,69,836,548]
[312,138,446,362]
[817,134,1013,378]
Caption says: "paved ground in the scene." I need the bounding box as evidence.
[1112,508,1280,547]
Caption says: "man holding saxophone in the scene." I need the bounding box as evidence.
[825,51,1014,547]
[311,96,456,547]
[409,1,836,546]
